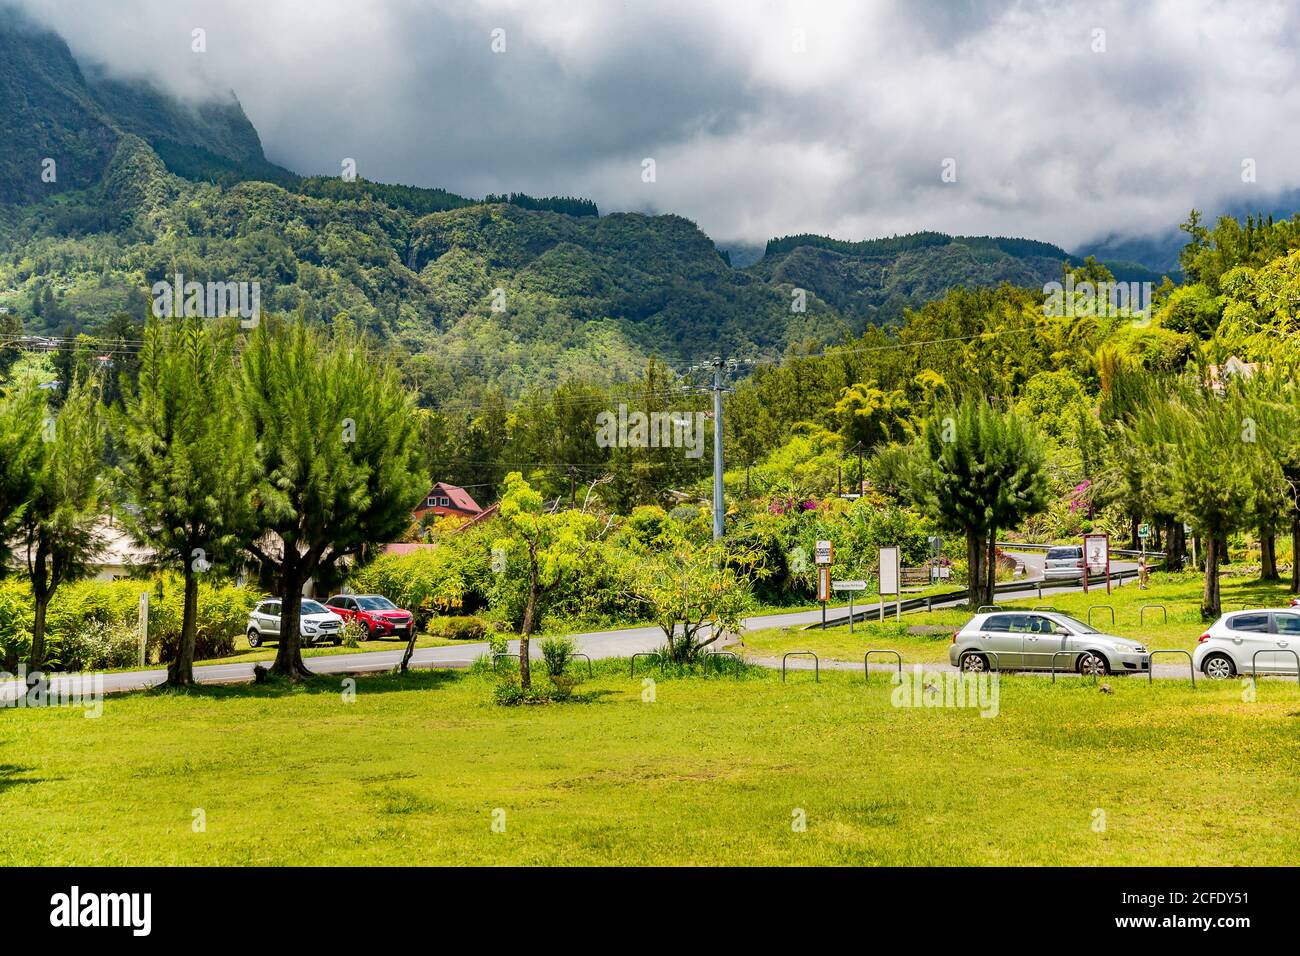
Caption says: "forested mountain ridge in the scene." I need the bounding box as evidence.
[0,8,1181,404]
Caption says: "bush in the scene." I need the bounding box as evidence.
[539,634,577,677]
[0,579,32,672]
[58,619,140,670]
[432,615,489,641]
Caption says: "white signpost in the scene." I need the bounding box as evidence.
[815,540,834,629]
[138,591,149,666]
[1083,532,1110,595]
[878,545,901,622]
[832,579,869,633]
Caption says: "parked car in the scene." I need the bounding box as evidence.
[246,599,344,647]
[1194,608,1300,679]
[950,610,1148,675]
[324,594,414,640]
[1042,545,1085,580]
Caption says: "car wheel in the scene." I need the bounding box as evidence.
[959,651,988,672]
[1078,651,1108,677]
[1202,653,1235,680]
[361,622,373,642]
[247,629,261,648]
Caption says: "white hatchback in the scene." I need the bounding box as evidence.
[1194,609,1300,679]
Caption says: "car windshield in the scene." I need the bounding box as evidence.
[1052,613,1098,634]
[301,600,328,615]
[357,596,398,610]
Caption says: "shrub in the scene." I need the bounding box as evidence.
[58,619,140,671]
[0,579,32,672]
[433,615,489,641]
[539,634,577,677]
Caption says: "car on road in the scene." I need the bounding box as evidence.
[246,599,345,647]
[1042,545,1085,580]
[324,594,414,640]
[1195,608,1300,679]
[950,610,1148,675]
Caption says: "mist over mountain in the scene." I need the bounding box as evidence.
[0,8,1250,402]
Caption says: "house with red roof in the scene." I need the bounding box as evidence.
[412,482,485,522]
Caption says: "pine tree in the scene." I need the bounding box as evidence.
[238,317,426,679]
[116,318,255,685]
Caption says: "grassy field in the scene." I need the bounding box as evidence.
[739,571,1297,666]
[2,661,1297,865]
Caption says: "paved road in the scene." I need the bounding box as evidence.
[0,550,1201,700]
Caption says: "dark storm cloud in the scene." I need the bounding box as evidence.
[14,0,1300,250]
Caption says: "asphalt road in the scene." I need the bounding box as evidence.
[0,550,1203,701]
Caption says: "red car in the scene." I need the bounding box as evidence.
[324,594,414,640]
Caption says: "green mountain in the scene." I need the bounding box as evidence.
[2,8,1164,405]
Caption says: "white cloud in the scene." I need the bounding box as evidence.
[14,0,1300,253]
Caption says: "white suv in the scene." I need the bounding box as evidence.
[1194,609,1300,679]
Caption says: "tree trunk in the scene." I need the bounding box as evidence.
[29,589,48,672]
[1129,514,1140,552]
[1260,523,1279,581]
[985,531,997,608]
[1291,515,1300,595]
[965,528,982,609]
[1201,530,1221,620]
[1166,521,1184,572]
[272,562,314,680]
[167,565,200,686]
[519,578,539,691]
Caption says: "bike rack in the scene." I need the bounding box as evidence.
[1139,605,1167,626]
[629,652,662,677]
[491,653,521,671]
[976,605,1002,614]
[1251,648,1300,687]
[782,651,819,682]
[569,652,593,678]
[1147,649,1195,686]
[863,649,903,685]
[1033,605,1059,612]
[1048,650,1082,683]
[703,650,742,678]
[1087,605,1115,627]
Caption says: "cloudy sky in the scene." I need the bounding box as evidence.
[14,0,1300,251]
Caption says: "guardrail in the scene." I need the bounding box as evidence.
[862,649,902,685]
[1251,649,1300,687]
[782,651,819,682]
[1147,649,1195,686]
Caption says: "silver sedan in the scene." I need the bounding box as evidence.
[949,610,1149,675]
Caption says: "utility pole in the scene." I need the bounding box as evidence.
[682,356,737,542]
[853,441,864,494]
[567,466,577,510]
[711,357,724,541]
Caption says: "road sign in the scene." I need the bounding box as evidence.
[878,546,900,596]
[831,580,868,591]
[817,566,831,602]
[1083,532,1110,596]
[1138,523,1152,540]
[815,540,834,565]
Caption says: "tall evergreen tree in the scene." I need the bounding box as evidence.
[17,377,105,669]
[238,317,426,680]
[116,318,255,685]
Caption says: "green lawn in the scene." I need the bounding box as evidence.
[739,571,1297,666]
[2,663,1297,865]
